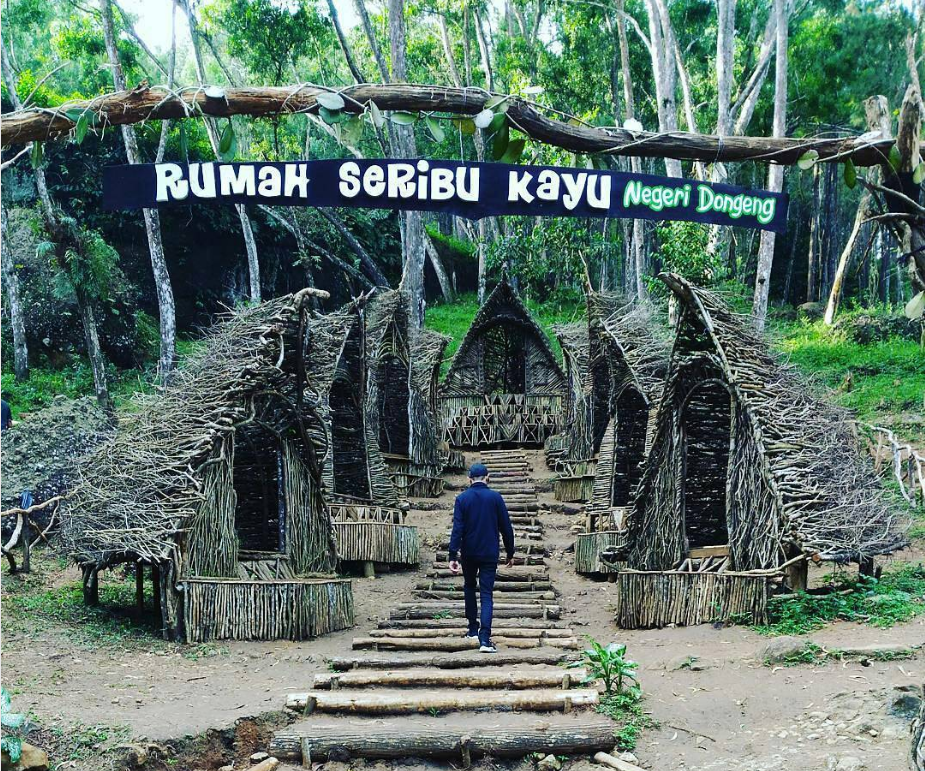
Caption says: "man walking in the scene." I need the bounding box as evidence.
[448,463,515,653]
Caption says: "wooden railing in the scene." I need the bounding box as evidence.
[864,424,925,509]
[1,496,61,573]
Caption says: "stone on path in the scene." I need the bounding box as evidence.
[760,636,810,663]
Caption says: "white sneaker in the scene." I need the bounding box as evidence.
[479,640,497,653]
[463,630,479,640]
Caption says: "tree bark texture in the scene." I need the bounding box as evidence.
[752,0,789,330]
[0,204,29,380]
[1,84,894,166]
[99,0,176,379]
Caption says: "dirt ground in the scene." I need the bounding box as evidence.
[1,450,922,771]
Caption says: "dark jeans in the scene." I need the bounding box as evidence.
[462,558,497,644]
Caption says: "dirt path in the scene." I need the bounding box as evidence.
[1,449,922,771]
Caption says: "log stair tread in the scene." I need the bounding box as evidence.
[312,666,588,689]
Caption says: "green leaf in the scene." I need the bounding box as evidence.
[913,160,925,185]
[389,111,418,126]
[426,116,445,143]
[492,121,510,160]
[1,737,22,764]
[456,118,476,136]
[218,120,236,160]
[904,290,925,320]
[843,158,857,189]
[319,106,347,125]
[797,150,819,170]
[888,144,902,172]
[1,688,11,712]
[500,138,525,164]
[368,100,385,129]
[75,111,90,144]
[474,109,494,129]
[488,112,507,135]
[316,91,345,110]
[30,140,43,169]
[339,116,364,147]
[179,122,189,159]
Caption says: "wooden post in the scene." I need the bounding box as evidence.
[135,563,145,611]
[83,565,100,606]
[785,557,808,592]
[20,515,31,574]
[152,563,161,606]
[363,561,376,579]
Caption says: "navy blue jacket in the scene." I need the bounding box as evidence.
[449,482,515,563]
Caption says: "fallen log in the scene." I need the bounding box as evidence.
[286,687,600,714]
[268,721,617,762]
[313,668,587,689]
[327,650,576,670]
[594,751,647,771]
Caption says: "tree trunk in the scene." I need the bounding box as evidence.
[75,286,111,410]
[0,204,29,380]
[644,0,682,178]
[752,0,788,330]
[327,0,366,83]
[389,0,427,326]
[474,10,494,91]
[314,207,389,286]
[888,84,925,294]
[99,0,176,379]
[354,0,390,82]
[824,95,891,325]
[424,232,453,301]
[181,0,261,302]
[807,166,820,301]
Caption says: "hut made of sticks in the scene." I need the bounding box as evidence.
[606,273,909,628]
[573,294,669,572]
[305,294,419,572]
[365,289,450,497]
[61,289,354,643]
[439,277,567,448]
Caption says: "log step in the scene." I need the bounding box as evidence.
[389,604,560,620]
[375,618,567,630]
[327,650,577,670]
[426,569,550,581]
[415,580,553,592]
[352,636,578,651]
[313,667,587,690]
[269,720,617,762]
[287,688,600,714]
[412,590,555,601]
[367,627,573,639]
[432,555,547,566]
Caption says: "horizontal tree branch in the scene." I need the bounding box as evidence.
[0,82,895,166]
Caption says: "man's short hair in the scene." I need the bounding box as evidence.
[468,462,489,479]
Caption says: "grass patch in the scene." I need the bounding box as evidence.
[595,693,658,752]
[768,317,925,444]
[753,564,925,636]
[425,291,585,375]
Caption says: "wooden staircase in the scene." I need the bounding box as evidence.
[271,448,616,765]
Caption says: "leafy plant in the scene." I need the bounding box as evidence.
[570,637,639,697]
[1,687,26,764]
[595,691,657,751]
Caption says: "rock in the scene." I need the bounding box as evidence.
[889,691,922,719]
[616,752,638,764]
[537,754,562,771]
[247,759,279,771]
[760,636,809,663]
[838,643,915,660]
[11,744,50,771]
[666,654,709,671]
[834,757,865,771]
[797,301,825,319]
[218,766,233,771]
[250,752,269,762]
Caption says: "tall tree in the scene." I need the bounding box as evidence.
[389,0,427,325]
[0,202,29,381]
[181,0,262,302]
[98,0,177,379]
[2,38,110,406]
[752,0,789,329]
